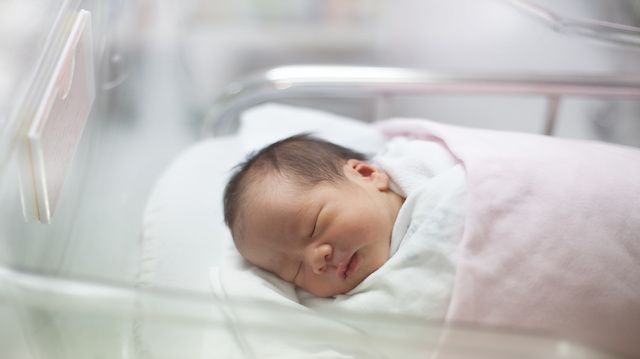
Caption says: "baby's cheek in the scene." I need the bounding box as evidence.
[349,216,371,238]
[359,224,382,247]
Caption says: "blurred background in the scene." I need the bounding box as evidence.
[2,0,640,313]
[0,0,639,357]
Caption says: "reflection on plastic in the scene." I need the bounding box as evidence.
[26,10,94,223]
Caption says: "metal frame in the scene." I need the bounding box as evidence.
[203,65,640,137]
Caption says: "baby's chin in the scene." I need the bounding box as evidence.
[298,283,358,299]
[299,274,369,298]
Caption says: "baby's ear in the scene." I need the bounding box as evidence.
[346,159,390,191]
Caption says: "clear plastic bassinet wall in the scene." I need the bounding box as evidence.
[1,1,639,358]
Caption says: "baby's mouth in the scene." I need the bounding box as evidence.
[338,252,360,280]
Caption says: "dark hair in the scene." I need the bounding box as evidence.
[223,134,367,232]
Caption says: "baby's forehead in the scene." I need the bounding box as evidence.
[244,170,306,199]
[240,176,308,227]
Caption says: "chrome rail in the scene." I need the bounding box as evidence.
[202,65,640,137]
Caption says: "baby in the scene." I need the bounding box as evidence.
[223,134,405,298]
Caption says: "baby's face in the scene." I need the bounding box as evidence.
[235,160,403,298]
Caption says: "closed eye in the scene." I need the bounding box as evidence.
[310,215,319,238]
[293,261,303,284]
[310,206,323,239]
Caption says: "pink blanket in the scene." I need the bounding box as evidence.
[378,119,640,358]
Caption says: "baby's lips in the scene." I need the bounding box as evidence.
[345,252,360,277]
[336,265,346,279]
[335,258,349,279]
[336,252,357,280]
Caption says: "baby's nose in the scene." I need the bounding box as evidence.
[309,244,333,274]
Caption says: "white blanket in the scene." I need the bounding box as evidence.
[209,138,466,358]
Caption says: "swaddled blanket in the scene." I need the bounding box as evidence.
[378,119,640,358]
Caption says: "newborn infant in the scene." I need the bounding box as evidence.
[223,134,405,297]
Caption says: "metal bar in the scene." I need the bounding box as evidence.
[202,65,640,137]
[544,95,562,136]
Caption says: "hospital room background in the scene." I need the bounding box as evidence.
[1,0,639,358]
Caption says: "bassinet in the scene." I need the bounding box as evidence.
[2,62,640,358]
